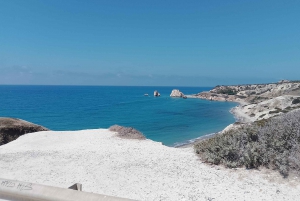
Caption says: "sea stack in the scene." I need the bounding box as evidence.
[170,89,187,98]
[154,90,160,97]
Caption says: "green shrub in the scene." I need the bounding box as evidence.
[292,98,300,104]
[194,110,300,177]
[269,108,283,114]
[109,125,146,140]
[236,95,247,99]
[259,114,266,118]
[216,87,237,95]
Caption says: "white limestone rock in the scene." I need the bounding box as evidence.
[170,89,185,98]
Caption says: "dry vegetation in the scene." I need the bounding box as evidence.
[109,125,146,140]
[194,109,300,177]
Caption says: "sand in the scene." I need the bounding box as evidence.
[0,129,299,201]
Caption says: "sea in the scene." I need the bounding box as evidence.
[0,85,237,147]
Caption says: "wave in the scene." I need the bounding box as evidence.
[173,132,218,148]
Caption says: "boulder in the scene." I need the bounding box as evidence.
[170,89,185,98]
[0,118,49,146]
[154,90,160,97]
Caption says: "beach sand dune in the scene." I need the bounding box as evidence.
[0,129,299,201]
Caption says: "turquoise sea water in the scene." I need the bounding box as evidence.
[0,85,237,146]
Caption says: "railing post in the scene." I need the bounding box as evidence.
[0,178,136,201]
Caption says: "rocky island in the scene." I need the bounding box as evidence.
[170,89,187,99]
[154,90,160,97]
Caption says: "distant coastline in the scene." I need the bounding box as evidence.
[179,80,300,147]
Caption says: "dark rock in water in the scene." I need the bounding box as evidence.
[154,90,160,97]
[0,118,49,146]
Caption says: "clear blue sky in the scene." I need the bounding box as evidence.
[0,0,299,86]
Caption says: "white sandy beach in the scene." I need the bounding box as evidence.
[0,129,299,201]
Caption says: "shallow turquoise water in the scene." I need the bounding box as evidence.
[0,85,237,146]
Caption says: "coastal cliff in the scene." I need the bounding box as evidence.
[195,81,300,102]
[0,118,49,146]
[193,81,300,122]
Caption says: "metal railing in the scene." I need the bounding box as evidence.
[0,178,136,201]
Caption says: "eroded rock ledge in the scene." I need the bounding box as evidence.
[0,118,49,146]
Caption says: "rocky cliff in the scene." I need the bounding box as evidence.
[195,81,300,103]
[170,89,187,98]
[0,118,49,146]
[194,80,300,122]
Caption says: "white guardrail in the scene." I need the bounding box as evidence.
[0,178,136,201]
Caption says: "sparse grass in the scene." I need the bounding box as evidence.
[236,95,247,99]
[290,80,300,83]
[269,108,283,114]
[249,96,267,104]
[194,110,300,177]
[216,87,237,95]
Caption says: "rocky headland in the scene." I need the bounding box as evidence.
[192,80,300,122]
[192,80,300,178]
[0,118,49,146]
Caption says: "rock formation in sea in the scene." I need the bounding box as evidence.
[0,118,49,146]
[154,90,160,97]
[170,89,187,98]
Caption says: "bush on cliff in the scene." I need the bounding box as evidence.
[292,98,300,104]
[216,87,237,95]
[109,125,146,140]
[194,109,300,177]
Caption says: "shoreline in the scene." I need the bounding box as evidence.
[181,81,300,148]
[175,96,247,148]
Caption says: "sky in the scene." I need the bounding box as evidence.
[0,0,299,86]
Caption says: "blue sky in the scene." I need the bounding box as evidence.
[0,0,299,86]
